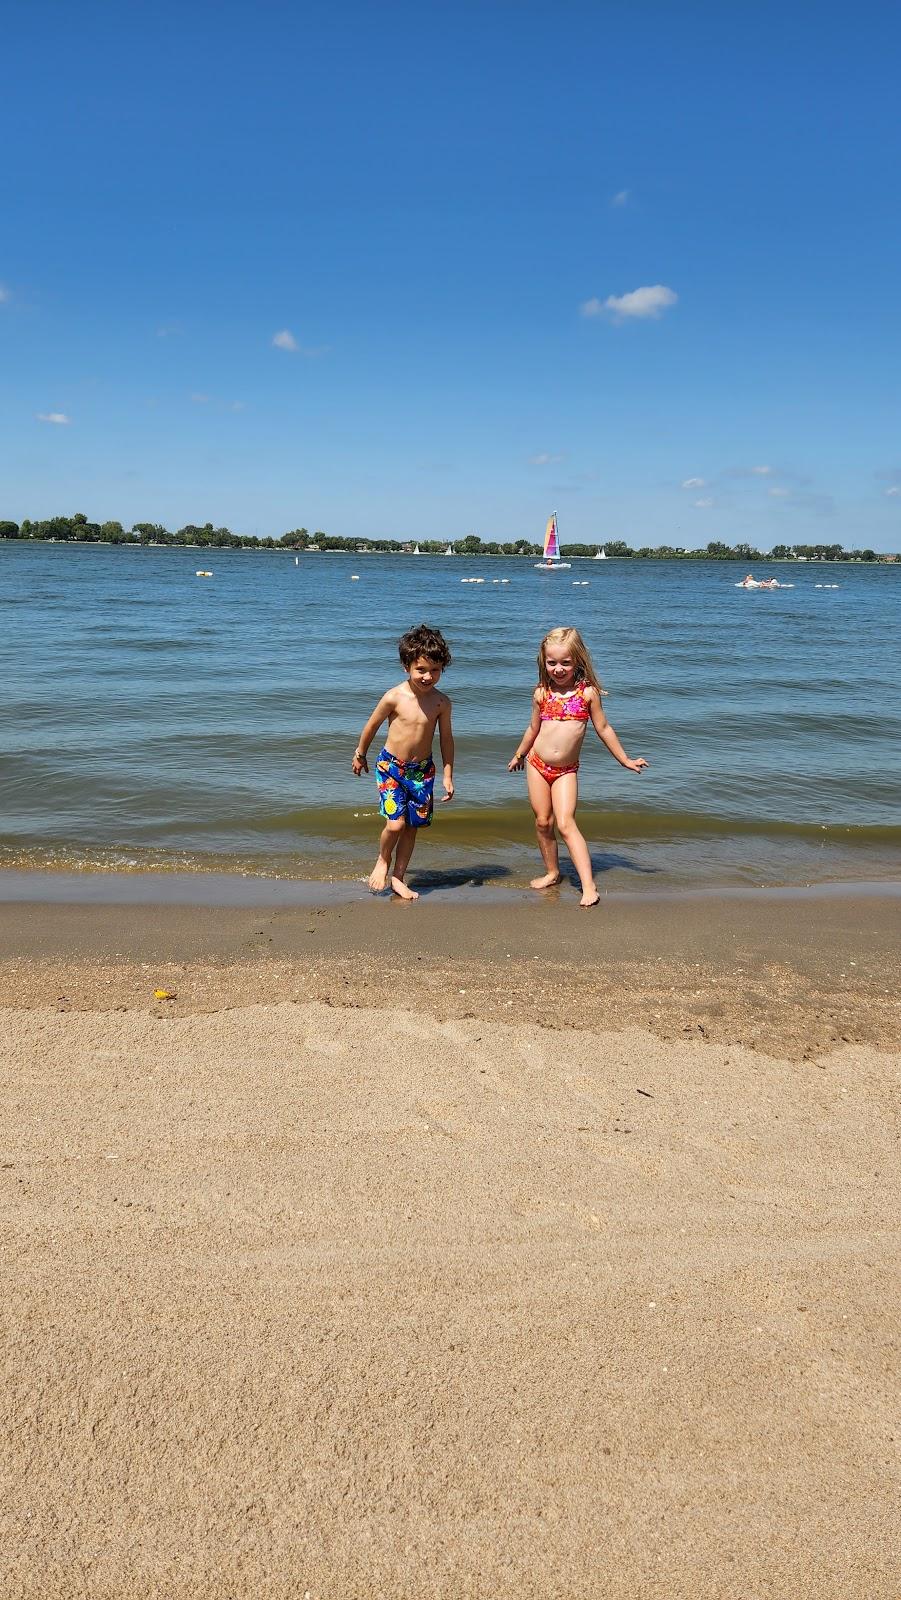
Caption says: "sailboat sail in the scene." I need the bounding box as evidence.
[534,509,571,570]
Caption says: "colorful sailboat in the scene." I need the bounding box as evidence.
[534,511,571,570]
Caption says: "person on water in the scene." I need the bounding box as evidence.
[508,627,647,907]
[351,624,455,899]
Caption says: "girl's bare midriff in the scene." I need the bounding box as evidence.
[532,718,587,767]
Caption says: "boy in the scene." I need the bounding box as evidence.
[351,623,454,899]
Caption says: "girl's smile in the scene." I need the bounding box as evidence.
[544,650,577,688]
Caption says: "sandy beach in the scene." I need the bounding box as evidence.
[2,893,899,1598]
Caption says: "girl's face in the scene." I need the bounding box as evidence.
[544,646,577,688]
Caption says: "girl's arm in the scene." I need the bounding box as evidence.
[437,698,455,801]
[508,690,543,770]
[352,693,393,774]
[587,689,648,772]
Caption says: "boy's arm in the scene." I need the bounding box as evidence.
[352,692,393,774]
[437,697,454,801]
[587,689,648,772]
[508,690,543,770]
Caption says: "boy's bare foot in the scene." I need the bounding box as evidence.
[390,875,419,901]
[530,871,562,890]
[368,861,390,892]
[580,887,600,907]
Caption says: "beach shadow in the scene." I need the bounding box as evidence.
[407,863,514,894]
[588,850,661,878]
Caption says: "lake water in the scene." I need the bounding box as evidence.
[2,541,899,895]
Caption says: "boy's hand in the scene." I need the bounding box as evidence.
[352,751,368,775]
[624,757,648,772]
[441,776,455,803]
[508,753,525,771]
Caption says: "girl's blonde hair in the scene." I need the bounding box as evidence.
[537,626,605,693]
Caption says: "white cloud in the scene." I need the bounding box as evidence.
[885,485,900,497]
[693,497,714,509]
[681,476,706,489]
[191,392,210,404]
[36,412,71,425]
[529,451,564,466]
[581,284,678,322]
[272,328,299,351]
[751,464,773,476]
[229,400,246,412]
[769,486,789,497]
[611,189,630,207]
[0,284,10,304]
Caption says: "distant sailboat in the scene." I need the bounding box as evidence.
[594,546,607,560]
[444,544,454,556]
[413,543,421,555]
[534,511,571,570]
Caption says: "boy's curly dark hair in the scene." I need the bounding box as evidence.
[397,623,452,669]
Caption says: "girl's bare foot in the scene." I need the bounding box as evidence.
[530,871,562,890]
[368,861,390,892]
[390,875,419,901]
[580,886,600,907]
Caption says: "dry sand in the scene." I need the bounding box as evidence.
[1,895,899,1598]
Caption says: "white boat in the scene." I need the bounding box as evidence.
[534,511,571,570]
[594,546,607,559]
[444,545,454,556]
[413,543,421,555]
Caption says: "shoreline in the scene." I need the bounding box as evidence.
[4,540,896,561]
[2,891,899,1059]
[1,865,900,908]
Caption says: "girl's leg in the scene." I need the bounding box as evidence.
[526,762,561,889]
[550,773,599,906]
[368,818,405,892]
[391,823,419,900]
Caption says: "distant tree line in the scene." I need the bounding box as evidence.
[0,515,884,562]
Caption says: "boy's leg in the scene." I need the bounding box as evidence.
[526,762,561,888]
[368,819,405,892]
[390,823,419,900]
[551,774,599,906]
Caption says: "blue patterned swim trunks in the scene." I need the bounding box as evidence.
[376,747,435,828]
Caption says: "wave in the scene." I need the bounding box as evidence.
[176,804,901,847]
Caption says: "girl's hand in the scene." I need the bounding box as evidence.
[624,757,648,772]
[351,751,368,775]
[508,753,525,771]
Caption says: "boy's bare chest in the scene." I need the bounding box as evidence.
[392,693,439,731]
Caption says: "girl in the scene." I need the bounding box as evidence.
[508,627,647,906]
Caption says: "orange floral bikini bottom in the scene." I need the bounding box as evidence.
[528,751,579,786]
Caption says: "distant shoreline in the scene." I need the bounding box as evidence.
[2,540,896,564]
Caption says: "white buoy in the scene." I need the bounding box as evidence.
[351,575,359,580]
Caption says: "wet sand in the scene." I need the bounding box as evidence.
[1,894,899,1597]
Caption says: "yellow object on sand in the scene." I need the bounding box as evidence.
[154,989,177,1001]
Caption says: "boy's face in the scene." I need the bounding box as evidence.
[407,654,443,691]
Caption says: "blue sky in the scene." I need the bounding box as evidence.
[3,0,900,548]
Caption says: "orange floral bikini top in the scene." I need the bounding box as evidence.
[539,682,591,722]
